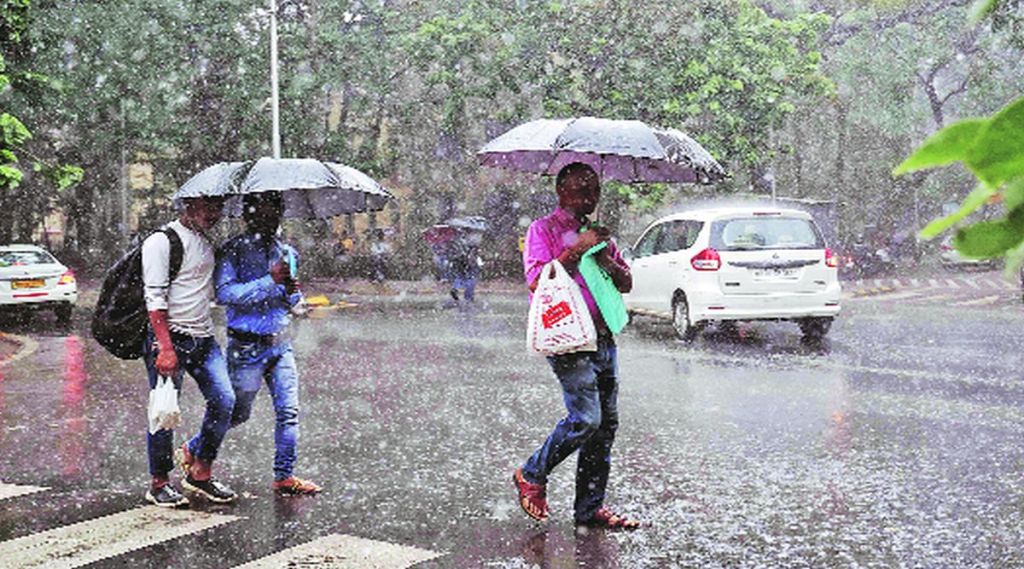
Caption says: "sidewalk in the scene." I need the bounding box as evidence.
[71,277,525,309]
[305,276,523,298]
[0,332,21,362]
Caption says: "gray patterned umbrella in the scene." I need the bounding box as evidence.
[478,117,725,184]
[174,157,393,218]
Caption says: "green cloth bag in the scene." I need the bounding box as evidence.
[578,241,629,334]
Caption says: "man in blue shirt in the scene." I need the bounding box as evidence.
[214,191,321,495]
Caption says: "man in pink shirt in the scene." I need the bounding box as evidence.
[513,162,639,530]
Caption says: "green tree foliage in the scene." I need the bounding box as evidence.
[12,0,1014,275]
[1,0,33,193]
[896,96,1024,259]
[0,0,82,245]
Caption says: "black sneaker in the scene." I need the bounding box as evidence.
[450,288,459,301]
[145,485,189,508]
[182,476,237,503]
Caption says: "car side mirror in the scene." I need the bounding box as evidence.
[621,247,633,261]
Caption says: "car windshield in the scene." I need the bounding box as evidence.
[0,250,57,267]
[710,217,824,251]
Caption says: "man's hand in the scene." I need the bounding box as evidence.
[285,279,301,295]
[155,342,178,377]
[595,246,616,270]
[147,310,178,377]
[270,259,291,285]
[575,227,610,254]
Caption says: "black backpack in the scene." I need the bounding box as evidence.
[91,227,184,359]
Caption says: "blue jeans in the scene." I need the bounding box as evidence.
[453,275,477,301]
[143,331,235,477]
[521,335,619,522]
[227,337,300,481]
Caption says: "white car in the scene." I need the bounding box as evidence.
[0,244,78,323]
[624,207,841,341]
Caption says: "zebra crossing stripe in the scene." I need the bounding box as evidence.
[0,483,47,501]
[963,279,981,289]
[981,278,1002,290]
[945,278,960,289]
[233,533,442,569]
[0,506,239,569]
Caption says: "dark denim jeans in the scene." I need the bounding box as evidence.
[227,337,300,481]
[522,335,619,522]
[143,331,235,477]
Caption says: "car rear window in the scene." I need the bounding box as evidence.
[0,250,57,266]
[710,217,824,251]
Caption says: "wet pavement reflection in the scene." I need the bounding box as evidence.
[1,296,1023,567]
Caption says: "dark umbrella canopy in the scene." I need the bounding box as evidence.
[478,117,725,184]
[174,157,393,218]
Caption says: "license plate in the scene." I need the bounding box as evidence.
[753,268,797,278]
[12,279,45,289]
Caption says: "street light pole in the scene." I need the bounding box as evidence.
[269,0,281,159]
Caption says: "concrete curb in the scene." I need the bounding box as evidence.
[0,332,37,367]
[849,284,897,298]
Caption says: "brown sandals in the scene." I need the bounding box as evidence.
[513,468,549,521]
[577,507,641,530]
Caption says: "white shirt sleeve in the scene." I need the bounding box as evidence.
[142,232,171,312]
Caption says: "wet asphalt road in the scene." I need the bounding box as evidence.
[1,291,1024,568]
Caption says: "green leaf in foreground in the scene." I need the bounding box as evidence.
[1003,176,1024,211]
[969,0,999,23]
[893,119,986,175]
[966,97,1024,188]
[952,207,1024,258]
[918,184,996,239]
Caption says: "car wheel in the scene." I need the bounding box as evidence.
[55,304,73,324]
[799,317,832,339]
[672,295,701,342]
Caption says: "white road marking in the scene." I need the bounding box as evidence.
[945,278,960,289]
[0,483,47,501]
[849,291,921,302]
[963,278,981,289]
[912,293,955,303]
[910,278,920,287]
[928,278,939,288]
[952,295,1001,307]
[981,278,1002,290]
[0,506,239,569]
[233,533,442,569]
[892,279,904,288]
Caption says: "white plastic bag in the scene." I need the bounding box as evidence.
[148,375,181,434]
[527,260,598,355]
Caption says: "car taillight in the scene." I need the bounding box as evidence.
[58,270,76,285]
[691,248,721,271]
[825,248,838,268]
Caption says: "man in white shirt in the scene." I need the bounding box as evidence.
[141,195,237,507]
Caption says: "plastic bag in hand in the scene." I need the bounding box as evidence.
[527,260,598,355]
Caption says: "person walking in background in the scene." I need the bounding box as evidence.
[448,230,483,302]
[369,228,391,284]
[142,195,237,507]
[214,191,321,495]
[513,162,640,529]
[333,229,355,278]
